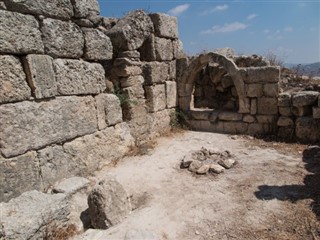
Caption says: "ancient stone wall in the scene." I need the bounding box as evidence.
[0,1,181,202]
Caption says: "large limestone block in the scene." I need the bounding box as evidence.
[165,81,177,108]
[0,10,44,54]
[278,92,291,106]
[263,83,279,97]
[0,55,31,103]
[113,58,142,77]
[149,13,178,39]
[37,145,81,188]
[0,96,97,157]
[277,116,294,127]
[142,62,169,85]
[292,91,319,107]
[83,28,113,61]
[257,98,278,114]
[72,0,99,18]
[313,107,320,119]
[279,106,292,117]
[155,37,174,61]
[240,66,280,84]
[0,190,69,240]
[4,0,74,20]
[107,10,154,51]
[53,59,106,95]
[145,84,166,112]
[95,94,123,130]
[168,60,176,80]
[173,39,184,59]
[245,84,263,97]
[295,117,320,143]
[150,109,173,138]
[256,115,275,124]
[223,122,248,134]
[23,54,57,99]
[63,123,134,175]
[0,152,40,202]
[139,34,156,61]
[218,111,243,121]
[88,175,131,229]
[41,18,84,58]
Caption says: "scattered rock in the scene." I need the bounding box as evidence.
[87,175,131,229]
[218,158,236,169]
[196,164,210,174]
[52,177,90,196]
[188,160,202,173]
[209,163,225,174]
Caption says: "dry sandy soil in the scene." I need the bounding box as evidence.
[72,130,320,240]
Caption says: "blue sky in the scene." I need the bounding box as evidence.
[98,0,320,64]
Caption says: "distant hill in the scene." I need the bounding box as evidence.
[286,62,320,77]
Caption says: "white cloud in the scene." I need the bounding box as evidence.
[200,4,229,16]
[167,4,190,16]
[201,22,248,34]
[284,27,293,32]
[263,29,270,34]
[247,14,257,20]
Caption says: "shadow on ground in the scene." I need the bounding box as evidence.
[255,146,320,219]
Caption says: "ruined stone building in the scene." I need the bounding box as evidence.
[0,0,319,204]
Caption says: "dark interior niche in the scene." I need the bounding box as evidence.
[192,62,239,111]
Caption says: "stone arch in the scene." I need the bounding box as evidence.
[178,52,249,113]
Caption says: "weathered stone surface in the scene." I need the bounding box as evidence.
[189,160,202,173]
[145,84,166,112]
[257,98,278,114]
[318,96,320,107]
[149,13,178,39]
[0,190,69,240]
[263,83,279,97]
[173,40,184,59]
[250,98,257,115]
[118,50,140,59]
[256,115,275,124]
[223,122,248,134]
[221,74,234,88]
[139,34,156,61]
[218,158,236,169]
[107,10,153,51]
[142,62,169,85]
[83,28,113,60]
[196,164,210,174]
[279,106,292,116]
[165,81,177,108]
[0,55,31,103]
[277,116,294,127]
[63,123,134,174]
[41,18,84,58]
[74,18,95,27]
[95,94,122,130]
[53,59,105,95]
[101,17,118,30]
[240,66,280,83]
[150,109,173,138]
[245,84,263,97]
[73,0,99,18]
[168,60,176,80]
[53,177,90,195]
[190,110,211,120]
[235,54,270,67]
[0,10,44,54]
[23,54,57,99]
[278,93,291,107]
[88,175,131,229]
[120,75,144,88]
[248,123,270,135]
[0,152,40,202]
[155,37,174,61]
[292,106,312,117]
[0,96,97,157]
[295,117,320,143]
[113,58,142,77]
[4,0,73,20]
[37,145,80,188]
[218,112,243,121]
[292,91,319,107]
[243,115,255,123]
[209,163,225,174]
[125,229,156,240]
[313,107,320,119]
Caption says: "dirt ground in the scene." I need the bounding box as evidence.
[73,130,320,240]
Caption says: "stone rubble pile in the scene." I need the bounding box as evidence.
[181,147,237,175]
